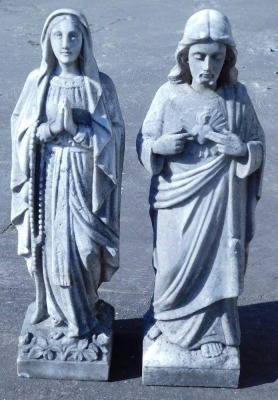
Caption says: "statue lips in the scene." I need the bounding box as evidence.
[200,73,214,80]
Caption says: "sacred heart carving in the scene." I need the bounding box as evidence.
[192,107,227,145]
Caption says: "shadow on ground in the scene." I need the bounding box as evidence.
[239,301,278,388]
[109,302,278,387]
[110,318,143,381]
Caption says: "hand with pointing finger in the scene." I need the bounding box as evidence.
[152,129,196,155]
[205,128,247,157]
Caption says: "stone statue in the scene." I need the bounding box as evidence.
[137,9,264,387]
[11,9,125,380]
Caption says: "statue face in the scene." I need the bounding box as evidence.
[188,42,226,88]
[50,19,83,65]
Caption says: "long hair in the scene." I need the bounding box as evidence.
[168,9,238,86]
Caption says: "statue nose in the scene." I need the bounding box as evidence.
[62,36,70,49]
[203,56,212,71]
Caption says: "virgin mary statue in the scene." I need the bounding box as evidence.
[11,9,125,338]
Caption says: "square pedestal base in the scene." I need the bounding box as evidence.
[17,359,110,381]
[17,302,113,381]
[143,334,240,388]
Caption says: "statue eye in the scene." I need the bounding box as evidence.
[213,54,224,61]
[193,53,205,60]
[70,32,80,41]
[54,32,62,39]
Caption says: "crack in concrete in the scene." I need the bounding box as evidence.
[91,17,134,34]
[1,223,15,235]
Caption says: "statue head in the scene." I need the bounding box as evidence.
[168,9,237,86]
[39,9,98,80]
[48,15,83,67]
[36,9,102,113]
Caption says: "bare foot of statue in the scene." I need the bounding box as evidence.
[147,323,162,340]
[201,342,223,358]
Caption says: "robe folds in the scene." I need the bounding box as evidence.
[137,81,264,349]
[11,69,125,336]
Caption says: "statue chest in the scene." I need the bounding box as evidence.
[162,90,230,167]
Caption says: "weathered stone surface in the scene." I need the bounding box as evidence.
[17,302,113,381]
[11,8,124,381]
[143,334,239,387]
[138,9,265,387]
[0,0,277,399]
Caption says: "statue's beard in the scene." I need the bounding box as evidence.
[198,73,216,87]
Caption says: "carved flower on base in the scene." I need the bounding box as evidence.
[65,339,99,362]
[93,332,110,355]
[19,331,109,362]
[27,337,62,361]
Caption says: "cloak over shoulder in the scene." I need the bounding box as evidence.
[11,9,125,282]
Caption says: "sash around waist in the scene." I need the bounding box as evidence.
[50,144,91,153]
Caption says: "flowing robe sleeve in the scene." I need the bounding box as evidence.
[96,73,125,281]
[231,86,265,245]
[235,92,264,191]
[11,69,39,259]
[137,84,169,175]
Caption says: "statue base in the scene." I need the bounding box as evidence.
[142,334,240,388]
[17,301,114,381]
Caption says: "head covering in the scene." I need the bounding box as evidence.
[11,9,124,264]
[168,9,237,84]
[36,9,117,214]
[37,9,102,114]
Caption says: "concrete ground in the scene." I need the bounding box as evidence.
[0,0,277,399]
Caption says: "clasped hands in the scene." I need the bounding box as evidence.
[152,128,247,157]
[50,98,77,137]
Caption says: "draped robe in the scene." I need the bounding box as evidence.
[137,81,264,349]
[11,69,125,336]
